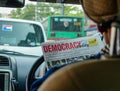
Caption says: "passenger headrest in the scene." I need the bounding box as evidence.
[80,0,120,24]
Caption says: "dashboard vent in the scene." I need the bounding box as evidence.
[0,56,9,66]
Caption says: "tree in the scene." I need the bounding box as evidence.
[9,2,84,21]
[35,2,61,21]
[64,5,84,17]
[9,4,35,20]
[22,4,35,20]
[9,8,23,19]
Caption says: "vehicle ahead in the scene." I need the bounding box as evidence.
[42,15,85,41]
[0,18,47,56]
[0,18,47,91]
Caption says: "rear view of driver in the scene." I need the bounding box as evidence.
[37,0,120,91]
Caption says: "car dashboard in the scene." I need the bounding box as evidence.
[0,54,40,91]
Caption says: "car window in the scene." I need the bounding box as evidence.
[0,21,44,47]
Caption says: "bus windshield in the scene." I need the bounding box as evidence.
[51,17,82,32]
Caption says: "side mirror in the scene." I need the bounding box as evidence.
[0,0,25,8]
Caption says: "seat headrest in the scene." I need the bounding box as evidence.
[38,59,120,91]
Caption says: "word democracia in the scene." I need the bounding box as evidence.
[42,41,89,53]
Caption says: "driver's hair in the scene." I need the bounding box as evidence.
[80,0,120,24]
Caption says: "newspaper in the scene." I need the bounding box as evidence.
[41,33,105,69]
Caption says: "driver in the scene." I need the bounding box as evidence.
[63,21,69,27]
[31,0,120,91]
[81,0,120,55]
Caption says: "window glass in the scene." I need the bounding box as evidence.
[0,21,44,47]
[51,17,82,32]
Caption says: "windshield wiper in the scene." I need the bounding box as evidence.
[0,49,38,57]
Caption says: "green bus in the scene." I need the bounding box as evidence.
[42,15,85,41]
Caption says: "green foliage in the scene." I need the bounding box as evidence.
[9,4,35,20]
[9,8,23,19]
[22,4,35,20]
[64,5,84,17]
[9,2,84,21]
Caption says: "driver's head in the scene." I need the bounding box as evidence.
[80,0,120,45]
[80,0,119,24]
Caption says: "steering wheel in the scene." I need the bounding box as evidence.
[26,55,45,91]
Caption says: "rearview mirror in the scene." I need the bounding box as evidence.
[0,0,25,8]
[29,0,81,4]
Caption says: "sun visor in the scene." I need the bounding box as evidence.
[81,0,119,24]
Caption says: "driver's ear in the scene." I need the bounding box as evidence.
[102,28,111,45]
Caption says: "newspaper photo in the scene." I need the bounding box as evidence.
[41,33,105,69]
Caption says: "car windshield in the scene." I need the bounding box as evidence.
[0,1,102,57]
[0,20,44,47]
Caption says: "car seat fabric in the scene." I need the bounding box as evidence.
[38,58,120,91]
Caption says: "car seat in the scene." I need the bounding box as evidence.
[26,32,36,42]
[18,32,36,46]
[38,57,120,91]
[25,32,36,46]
